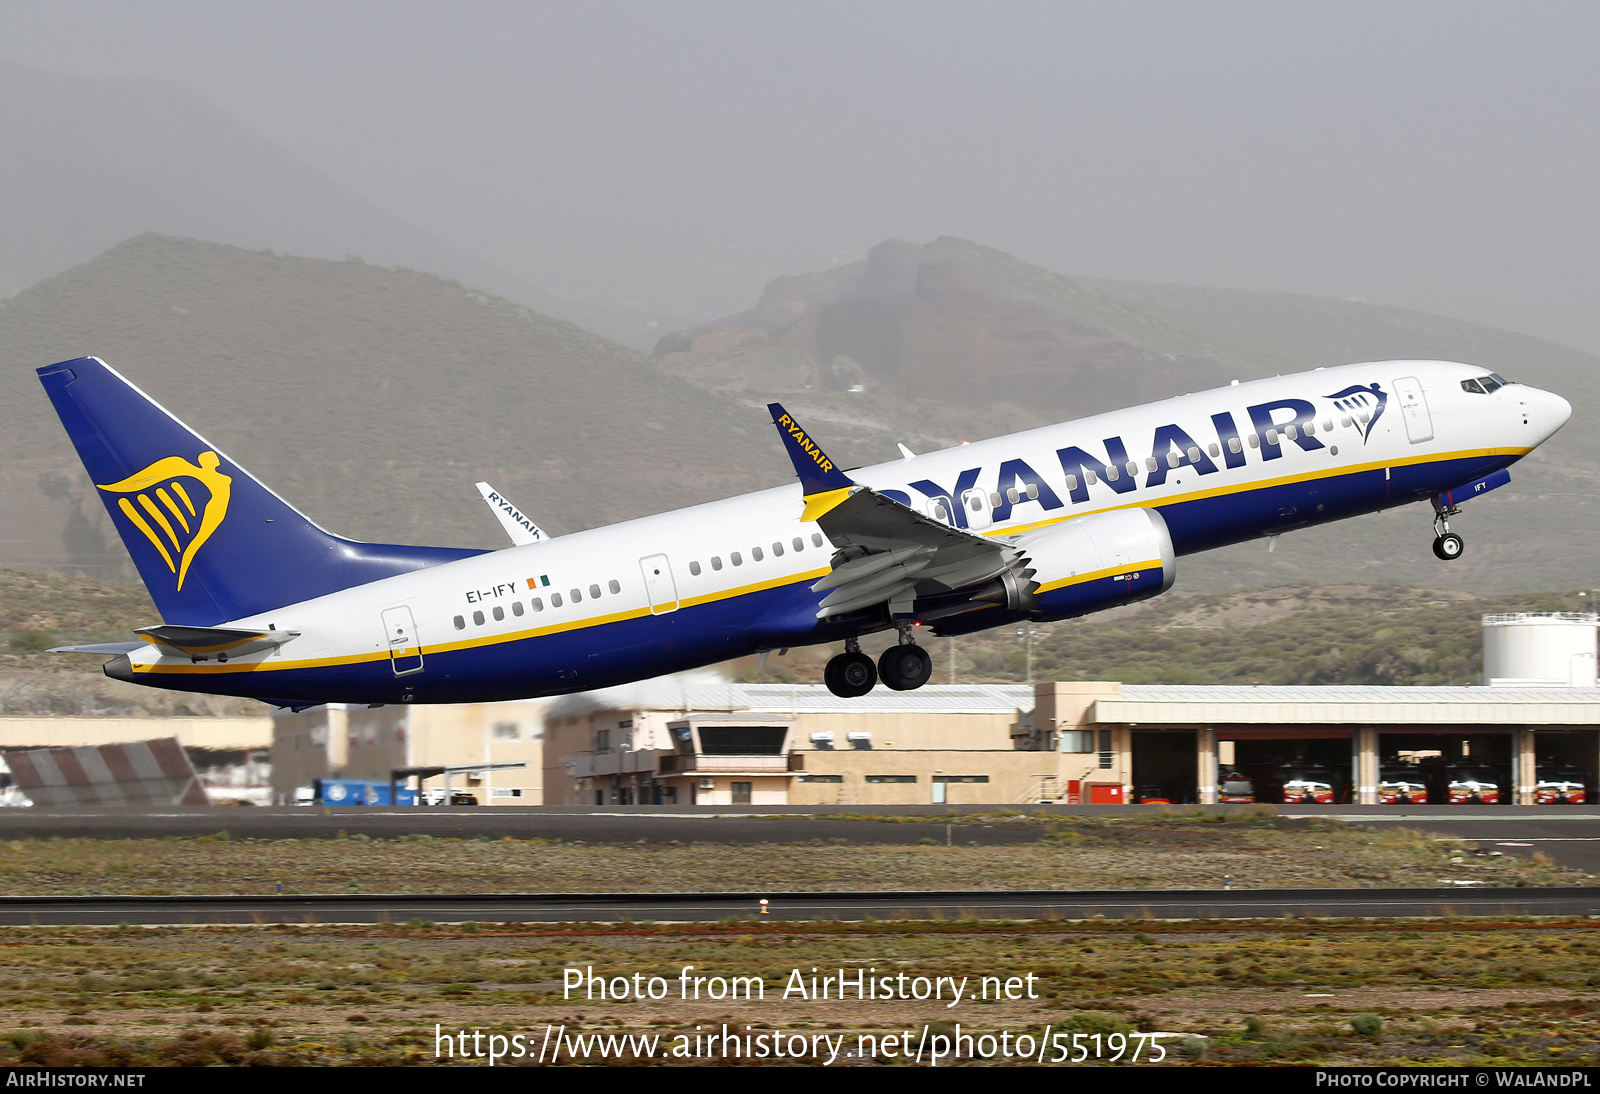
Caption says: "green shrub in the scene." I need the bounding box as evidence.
[1350,1013,1383,1036]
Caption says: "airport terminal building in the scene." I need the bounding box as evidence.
[543,613,1600,808]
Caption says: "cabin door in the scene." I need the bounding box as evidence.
[381,605,424,676]
[1393,376,1434,444]
[639,554,681,615]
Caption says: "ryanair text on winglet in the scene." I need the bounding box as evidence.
[778,414,834,475]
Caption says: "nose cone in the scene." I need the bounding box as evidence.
[1530,388,1573,440]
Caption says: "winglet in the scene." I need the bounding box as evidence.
[475,481,548,546]
[767,403,855,522]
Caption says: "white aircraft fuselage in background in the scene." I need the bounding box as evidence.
[36,357,1570,706]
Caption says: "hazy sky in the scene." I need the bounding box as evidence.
[3,0,1598,352]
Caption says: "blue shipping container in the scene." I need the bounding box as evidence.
[312,779,417,806]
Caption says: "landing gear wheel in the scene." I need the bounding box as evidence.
[879,643,933,691]
[1432,532,1465,561]
[824,651,878,698]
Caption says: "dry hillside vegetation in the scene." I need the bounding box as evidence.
[0,919,1592,1066]
[0,234,799,578]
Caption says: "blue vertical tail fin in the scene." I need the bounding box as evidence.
[37,357,484,626]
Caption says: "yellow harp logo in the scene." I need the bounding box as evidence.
[97,452,233,591]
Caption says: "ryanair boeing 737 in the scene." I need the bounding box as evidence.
[37,356,1569,705]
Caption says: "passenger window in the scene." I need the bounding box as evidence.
[1208,443,1221,457]
[1302,423,1314,436]
[608,579,620,594]
[988,491,1002,507]
[512,601,524,617]
[492,606,505,621]
[453,615,465,630]
[931,500,949,522]
[1104,465,1119,482]
[1340,415,1352,427]
[1026,484,1039,500]
[731,551,743,566]
[1064,474,1079,490]
[711,556,722,570]
[689,560,701,576]
[1006,488,1019,504]
[1125,462,1138,477]
[1283,424,1298,441]
[811,533,824,547]
[1144,457,1158,472]
[589,584,601,599]
[551,593,563,607]
[1166,452,1180,468]
[1248,434,1260,448]
[772,541,783,556]
[1228,438,1242,454]
[531,597,544,611]
[571,588,582,602]
[1265,429,1280,445]
[473,611,485,626]
[793,537,804,551]
[1187,446,1201,462]
[752,546,764,561]
[1083,469,1097,485]
[1321,419,1332,432]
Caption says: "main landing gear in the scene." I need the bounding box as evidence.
[823,638,876,698]
[1430,496,1465,561]
[824,628,933,698]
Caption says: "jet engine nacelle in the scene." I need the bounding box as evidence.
[1015,507,1175,621]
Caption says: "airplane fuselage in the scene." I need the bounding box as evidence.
[102,360,1569,704]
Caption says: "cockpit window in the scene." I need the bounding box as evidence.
[1462,373,1511,395]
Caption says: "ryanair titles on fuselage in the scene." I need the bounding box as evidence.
[888,391,1375,529]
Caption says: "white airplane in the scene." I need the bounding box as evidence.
[38,356,1569,706]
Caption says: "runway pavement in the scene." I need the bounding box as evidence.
[0,806,1594,864]
[0,886,1595,926]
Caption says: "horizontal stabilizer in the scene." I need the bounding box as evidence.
[134,624,300,660]
[47,642,144,655]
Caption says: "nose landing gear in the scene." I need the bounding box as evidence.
[1431,496,1465,561]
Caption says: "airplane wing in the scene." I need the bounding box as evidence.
[767,404,1021,619]
[475,482,549,546]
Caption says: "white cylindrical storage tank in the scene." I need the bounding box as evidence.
[1482,612,1599,687]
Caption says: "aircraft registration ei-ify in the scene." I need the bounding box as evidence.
[36,357,1570,707]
